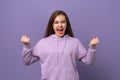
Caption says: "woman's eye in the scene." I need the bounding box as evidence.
[62,21,65,23]
[61,20,66,23]
[54,20,66,24]
[54,21,58,24]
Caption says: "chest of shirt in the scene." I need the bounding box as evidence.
[36,38,78,64]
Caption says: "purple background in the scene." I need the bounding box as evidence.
[0,0,120,80]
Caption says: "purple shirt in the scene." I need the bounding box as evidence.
[22,34,96,80]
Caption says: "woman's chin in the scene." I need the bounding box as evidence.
[56,33,64,37]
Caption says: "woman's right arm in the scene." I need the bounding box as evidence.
[21,35,40,65]
[22,46,40,65]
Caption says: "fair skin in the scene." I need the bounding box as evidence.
[21,14,99,46]
[53,14,67,37]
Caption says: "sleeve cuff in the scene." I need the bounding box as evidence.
[89,46,96,52]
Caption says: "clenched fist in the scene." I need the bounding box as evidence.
[21,35,31,46]
[89,37,99,46]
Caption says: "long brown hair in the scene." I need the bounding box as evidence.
[44,10,74,37]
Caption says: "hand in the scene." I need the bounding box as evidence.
[21,35,31,46]
[89,37,100,46]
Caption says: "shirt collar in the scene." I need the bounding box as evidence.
[49,34,69,39]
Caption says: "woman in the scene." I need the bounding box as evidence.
[21,10,99,80]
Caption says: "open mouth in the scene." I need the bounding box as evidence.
[57,28,63,31]
[56,28,64,34]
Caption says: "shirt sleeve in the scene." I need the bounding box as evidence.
[76,39,96,65]
[22,44,40,65]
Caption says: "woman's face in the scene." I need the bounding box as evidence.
[53,14,67,37]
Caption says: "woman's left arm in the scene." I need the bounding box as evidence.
[78,37,99,65]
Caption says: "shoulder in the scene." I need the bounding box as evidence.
[33,37,50,49]
[67,35,79,41]
[66,36,81,44]
[37,37,50,44]
[36,35,55,45]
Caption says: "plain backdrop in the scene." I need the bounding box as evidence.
[0,0,120,80]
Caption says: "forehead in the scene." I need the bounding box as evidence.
[54,15,66,21]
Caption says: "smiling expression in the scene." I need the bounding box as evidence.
[53,14,67,37]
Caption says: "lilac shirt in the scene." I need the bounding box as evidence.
[22,34,96,80]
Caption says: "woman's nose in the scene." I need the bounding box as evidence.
[58,22,62,26]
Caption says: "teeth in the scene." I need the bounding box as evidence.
[57,29,63,31]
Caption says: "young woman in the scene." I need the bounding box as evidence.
[21,10,99,80]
